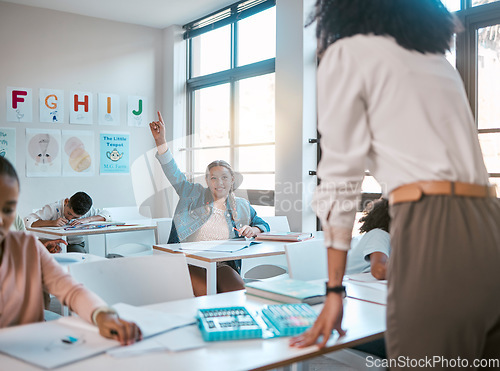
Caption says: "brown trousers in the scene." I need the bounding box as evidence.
[386,195,500,369]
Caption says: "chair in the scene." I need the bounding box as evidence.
[285,238,328,281]
[68,255,194,306]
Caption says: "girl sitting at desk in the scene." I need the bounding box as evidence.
[0,156,141,345]
[149,111,270,296]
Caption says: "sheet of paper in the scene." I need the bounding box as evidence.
[0,317,117,369]
[345,272,387,285]
[113,303,195,338]
[178,240,261,253]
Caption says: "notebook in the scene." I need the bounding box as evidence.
[245,278,325,305]
[255,232,313,242]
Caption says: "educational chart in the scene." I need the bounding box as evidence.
[40,88,64,123]
[0,127,16,164]
[70,91,93,125]
[26,128,61,177]
[100,132,129,174]
[7,87,33,123]
[62,130,94,176]
[98,93,120,126]
[128,95,148,127]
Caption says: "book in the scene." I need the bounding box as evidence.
[245,279,325,305]
[255,231,313,242]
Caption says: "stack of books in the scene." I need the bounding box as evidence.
[255,232,313,242]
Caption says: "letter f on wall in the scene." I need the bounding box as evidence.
[12,90,27,109]
[132,99,143,116]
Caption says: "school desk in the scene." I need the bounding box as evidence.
[27,224,157,257]
[0,290,386,371]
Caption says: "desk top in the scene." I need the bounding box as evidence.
[0,291,385,371]
[153,240,288,263]
[27,224,156,237]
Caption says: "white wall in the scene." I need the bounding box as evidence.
[0,1,166,218]
[275,0,317,232]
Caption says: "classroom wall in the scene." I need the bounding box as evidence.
[0,1,171,219]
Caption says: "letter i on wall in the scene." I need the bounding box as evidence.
[7,87,33,123]
[70,91,93,125]
[40,89,64,123]
[98,93,120,126]
[128,95,148,127]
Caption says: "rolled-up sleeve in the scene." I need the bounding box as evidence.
[312,42,371,251]
[24,203,58,228]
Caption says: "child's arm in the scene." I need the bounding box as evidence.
[67,215,106,226]
[368,251,388,280]
[31,217,68,227]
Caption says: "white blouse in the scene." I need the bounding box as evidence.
[313,35,489,250]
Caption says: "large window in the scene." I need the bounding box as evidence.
[183,0,276,215]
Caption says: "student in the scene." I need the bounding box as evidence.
[0,157,141,345]
[149,111,270,296]
[345,198,390,280]
[25,192,111,253]
[291,0,500,365]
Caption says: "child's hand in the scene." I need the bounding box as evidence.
[42,239,67,254]
[149,111,167,146]
[95,312,142,346]
[235,225,259,238]
[53,217,68,227]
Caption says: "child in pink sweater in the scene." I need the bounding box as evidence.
[0,157,141,345]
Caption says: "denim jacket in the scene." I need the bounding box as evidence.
[156,150,270,247]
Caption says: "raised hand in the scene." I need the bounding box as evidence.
[149,111,167,147]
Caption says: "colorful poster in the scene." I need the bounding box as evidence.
[40,89,64,123]
[127,95,148,127]
[62,130,94,176]
[0,127,16,164]
[26,128,61,177]
[70,91,93,125]
[100,132,129,174]
[7,87,33,123]
[98,93,120,126]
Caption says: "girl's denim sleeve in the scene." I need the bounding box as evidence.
[249,205,270,232]
[155,150,203,198]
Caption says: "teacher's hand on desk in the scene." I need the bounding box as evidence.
[289,294,346,348]
[95,311,142,346]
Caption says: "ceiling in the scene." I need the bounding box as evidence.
[1,0,237,28]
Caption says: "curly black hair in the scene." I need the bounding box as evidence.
[68,191,93,216]
[359,198,390,234]
[309,0,456,57]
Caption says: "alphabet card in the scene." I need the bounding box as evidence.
[128,95,148,127]
[98,93,120,126]
[62,130,95,176]
[40,89,64,123]
[26,128,61,177]
[70,91,93,125]
[100,132,129,174]
[7,87,33,123]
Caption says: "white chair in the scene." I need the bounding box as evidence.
[263,215,291,232]
[68,255,194,306]
[285,238,328,281]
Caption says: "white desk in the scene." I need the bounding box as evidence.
[0,291,386,371]
[27,224,157,257]
[154,240,289,295]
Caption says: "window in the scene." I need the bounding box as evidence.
[184,0,276,215]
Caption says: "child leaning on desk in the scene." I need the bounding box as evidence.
[149,111,270,296]
[24,191,111,253]
[0,157,141,345]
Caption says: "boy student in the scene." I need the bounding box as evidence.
[25,192,111,253]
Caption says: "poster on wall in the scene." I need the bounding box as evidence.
[0,127,16,165]
[62,130,94,176]
[100,132,129,174]
[127,95,148,127]
[26,128,61,177]
[98,93,120,126]
[7,87,33,123]
[70,91,93,125]
[40,89,64,123]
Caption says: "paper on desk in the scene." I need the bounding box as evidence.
[0,317,117,369]
[178,240,261,253]
[107,324,204,358]
[113,303,195,338]
[344,273,387,291]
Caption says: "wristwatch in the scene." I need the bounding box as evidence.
[325,283,346,298]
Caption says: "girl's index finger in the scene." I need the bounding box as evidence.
[157,111,164,125]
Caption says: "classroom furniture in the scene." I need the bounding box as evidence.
[285,238,328,281]
[68,255,194,306]
[0,290,386,371]
[27,224,157,257]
